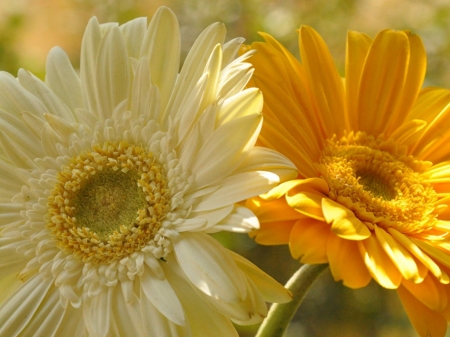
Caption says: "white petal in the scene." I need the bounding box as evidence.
[83,288,112,337]
[95,25,129,121]
[190,113,262,188]
[206,204,259,233]
[217,60,254,103]
[80,17,102,115]
[234,146,298,182]
[45,47,83,114]
[140,266,185,325]
[14,285,65,337]
[174,218,208,232]
[162,259,239,337]
[173,232,247,302]
[165,22,226,122]
[0,274,53,336]
[0,131,37,168]
[192,171,279,212]
[177,98,216,167]
[0,109,43,162]
[140,286,187,337]
[130,57,160,121]
[0,273,22,306]
[0,72,48,117]
[110,286,142,336]
[54,303,86,337]
[196,43,222,114]
[18,68,75,122]
[119,17,147,59]
[141,7,180,115]
[217,87,263,126]
[179,205,233,233]
[221,37,245,68]
[230,250,292,304]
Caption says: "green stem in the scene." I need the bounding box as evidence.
[256,263,329,337]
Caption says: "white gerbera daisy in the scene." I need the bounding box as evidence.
[0,7,296,337]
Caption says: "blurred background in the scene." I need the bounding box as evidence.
[1,0,449,336]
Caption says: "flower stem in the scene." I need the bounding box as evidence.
[256,263,329,337]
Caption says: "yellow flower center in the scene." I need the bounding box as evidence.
[318,132,437,233]
[47,141,170,264]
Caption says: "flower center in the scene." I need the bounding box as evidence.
[318,132,438,233]
[47,141,170,264]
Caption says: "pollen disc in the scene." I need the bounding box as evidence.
[47,141,170,264]
[318,133,437,233]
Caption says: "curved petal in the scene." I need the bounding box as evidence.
[374,226,423,282]
[95,25,129,121]
[45,47,83,115]
[249,220,296,245]
[357,234,402,289]
[288,189,326,222]
[230,250,292,304]
[190,113,262,189]
[140,266,185,325]
[397,285,447,337]
[262,177,328,201]
[385,32,426,135]
[173,232,247,302]
[299,26,347,137]
[0,275,53,336]
[357,30,410,135]
[322,198,371,240]
[192,171,279,212]
[246,196,303,223]
[389,228,448,283]
[289,218,329,264]
[402,275,448,312]
[327,232,372,289]
[141,7,180,114]
[345,30,372,131]
[162,259,239,337]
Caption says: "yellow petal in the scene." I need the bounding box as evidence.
[258,115,319,178]
[322,198,371,240]
[389,228,449,284]
[357,30,410,135]
[385,32,426,135]
[374,226,423,282]
[289,218,329,264]
[260,179,306,200]
[411,238,450,270]
[327,232,372,289]
[397,285,448,337]
[410,88,450,162]
[389,119,427,148]
[345,30,372,131]
[402,275,448,312]
[287,190,325,221]
[357,235,402,289]
[299,26,347,137]
[246,196,303,223]
[249,220,296,245]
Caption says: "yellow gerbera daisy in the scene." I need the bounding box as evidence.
[245,26,450,337]
[0,7,296,337]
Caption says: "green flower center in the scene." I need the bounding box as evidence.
[73,170,147,241]
[47,141,170,264]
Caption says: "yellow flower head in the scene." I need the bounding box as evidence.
[246,26,450,337]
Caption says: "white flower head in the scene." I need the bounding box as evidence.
[0,6,296,337]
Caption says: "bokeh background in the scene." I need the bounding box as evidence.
[1,0,450,336]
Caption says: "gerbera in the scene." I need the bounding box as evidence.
[0,7,297,337]
[245,26,450,336]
